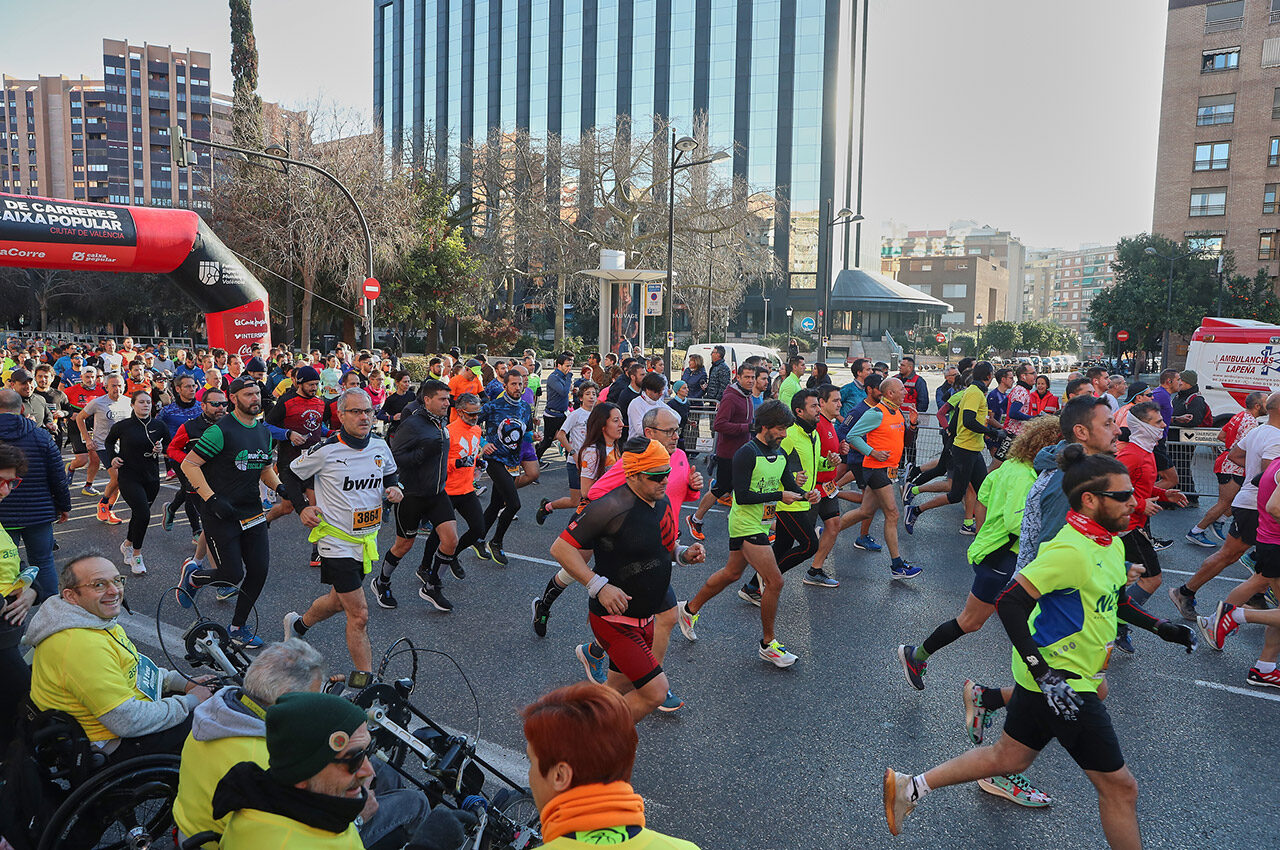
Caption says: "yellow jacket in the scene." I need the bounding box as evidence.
[543,828,700,849]
[219,809,363,849]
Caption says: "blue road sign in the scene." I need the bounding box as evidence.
[800,316,816,332]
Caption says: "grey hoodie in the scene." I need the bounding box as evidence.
[23,596,198,742]
[190,686,264,742]
[1015,440,1070,574]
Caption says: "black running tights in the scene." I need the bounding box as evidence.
[483,460,520,547]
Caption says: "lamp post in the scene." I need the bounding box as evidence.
[1144,246,1195,371]
[785,304,793,338]
[762,297,771,340]
[975,312,984,359]
[665,131,729,377]
[816,199,864,362]
[706,234,721,345]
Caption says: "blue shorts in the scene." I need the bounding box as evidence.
[566,460,581,490]
[971,547,1017,604]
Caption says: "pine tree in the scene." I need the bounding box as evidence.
[230,0,263,148]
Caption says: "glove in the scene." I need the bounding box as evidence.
[205,493,238,522]
[1155,620,1198,653]
[1034,668,1084,721]
[407,806,479,850]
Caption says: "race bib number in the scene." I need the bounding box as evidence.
[353,506,382,531]
[762,504,776,521]
[135,653,162,702]
[239,512,265,531]
[821,481,837,498]
[506,464,521,475]
[888,467,899,481]
[1100,642,1115,673]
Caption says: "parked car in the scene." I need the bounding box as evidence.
[685,342,783,376]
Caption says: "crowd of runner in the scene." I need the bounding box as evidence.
[0,334,1272,848]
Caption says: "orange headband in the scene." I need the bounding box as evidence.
[623,439,671,475]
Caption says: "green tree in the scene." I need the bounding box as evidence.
[980,320,1020,355]
[229,0,263,148]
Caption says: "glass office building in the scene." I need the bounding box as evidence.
[374,0,862,332]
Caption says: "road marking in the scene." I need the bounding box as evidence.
[1192,678,1280,703]
[1161,568,1244,585]
[506,552,559,567]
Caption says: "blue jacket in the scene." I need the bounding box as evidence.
[840,380,867,418]
[545,368,572,416]
[478,393,534,467]
[0,414,71,527]
[158,398,202,438]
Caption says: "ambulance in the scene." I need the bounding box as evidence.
[1184,317,1280,417]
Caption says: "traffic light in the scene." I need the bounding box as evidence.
[171,125,189,168]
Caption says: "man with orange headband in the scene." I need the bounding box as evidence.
[522,682,699,848]
[550,438,706,721]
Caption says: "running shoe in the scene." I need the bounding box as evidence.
[283,611,303,641]
[1210,520,1228,542]
[535,498,552,525]
[531,597,551,637]
[900,462,916,501]
[738,584,762,606]
[104,510,122,525]
[685,514,706,541]
[1168,585,1198,620]
[229,625,263,649]
[96,503,110,522]
[658,691,684,713]
[1198,601,1239,650]
[419,582,454,612]
[853,534,882,552]
[759,638,798,668]
[1266,586,1278,610]
[63,461,74,483]
[448,558,465,580]
[309,548,321,569]
[976,774,1052,808]
[131,554,146,577]
[1185,529,1216,548]
[119,540,133,568]
[215,585,239,601]
[1241,549,1259,572]
[1247,666,1280,689]
[677,601,699,641]
[474,484,487,497]
[1113,625,1135,655]
[882,769,917,836]
[903,503,920,535]
[471,541,493,561]
[489,546,509,566]
[890,561,923,581]
[371,575,397,609]
[963,680,996,746]
[165,468,176,480]
[717,493,732,506]
[81,485,100,497]
[162,502,177,532]
[959,519,977,536]
[803,571,839,588]
[176,558,200,609]
[575,642,608,684]
[897,645,927,690]
[1150,535,1174,551]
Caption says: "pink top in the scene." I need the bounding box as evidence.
[587,447,700,530]
[1256,456,1280,545]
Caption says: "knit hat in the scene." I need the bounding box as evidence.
[671,380,687,393]
[295,365,321,384]
[245,356,267,374]
[622,438,671,475]
[266,692,369,785]
[1125,381,1151,405]
[1179,370,1198,387]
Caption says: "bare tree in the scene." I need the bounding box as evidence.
[0,267,87,331]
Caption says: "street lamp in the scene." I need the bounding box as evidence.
[665,131,729,376]
[762,296,771,340]
[785,304,794,338]
[975,312,984,359]
[1144,246,1196,371]
[816,200,865,361]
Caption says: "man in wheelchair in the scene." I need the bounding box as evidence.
[175,639,430,849]
[23,553,214,761]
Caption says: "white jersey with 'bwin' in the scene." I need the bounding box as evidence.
[290,432,398,560]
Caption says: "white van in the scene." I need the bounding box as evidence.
[684,343,783,376]
[1184,317,1280,416]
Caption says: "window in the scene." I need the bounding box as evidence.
[1195,141,1230,170]
[942,284,968,298]
[1203,49,1240,72]
[941,313,966,325]
[1273,0,1280,24]
[1268,184,1280,214]
[1262,231,1276,260]
[1188,234,1225,254]
[1191,188,1227,216]
[1206,1,1244,32]
[1272,138,1280,167]
[1198,94,1236,125]
[1273,88,1280,120]
[918,262,932,271]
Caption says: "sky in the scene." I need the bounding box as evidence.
[0,0,1168,252]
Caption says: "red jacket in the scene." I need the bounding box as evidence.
[712,383,754,459]
[1117,441,1167,533]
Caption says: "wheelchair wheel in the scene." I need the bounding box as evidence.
[37,753,181,850]
[480,787,541,850]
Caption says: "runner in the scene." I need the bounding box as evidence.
[884,447,1197,842]
[806,383,846,579]
[31,365,68,449]
[686,363,757,541]
[74,372,130,523]
[1186,390,1264,547]
[99,390,169,577]
[284,387,401,672]
[62,366,105,492]
[677,400,810,668]
[379,379,458,611]
[165,388,226,578]
[549,437,706,721]
[475,368,539,565]
[263,365,328,567]
[535,381,597,524]
[177,378,282,648]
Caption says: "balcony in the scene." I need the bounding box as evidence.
[1272,10,1280,24]
[1194,159,1230,171]
[1206,15,1244,34]
[1190,203,1226,217]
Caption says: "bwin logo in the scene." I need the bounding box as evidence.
[341,473,382,491]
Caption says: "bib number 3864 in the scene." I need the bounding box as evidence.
[353,507,382,531]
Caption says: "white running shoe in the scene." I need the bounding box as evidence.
[283,611,303,641]
[882,769,917,836]
[677,601,699,641]
[130,554,146,576]
[759,638,798,668]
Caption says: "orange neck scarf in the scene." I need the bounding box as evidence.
[539,781,646,843]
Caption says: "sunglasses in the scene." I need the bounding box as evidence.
[205,400,229,407]
[640,470,670,483]
[1089,489,1134,502]
[331,742,376,774]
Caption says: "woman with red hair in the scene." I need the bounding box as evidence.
[523,682,699,848]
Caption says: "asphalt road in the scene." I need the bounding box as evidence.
[50,432,1275,850]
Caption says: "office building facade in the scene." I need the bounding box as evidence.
[895,255,1009,330]
[1048,244,1116,355]
[374,0,865,335]
[880,221,1026,319]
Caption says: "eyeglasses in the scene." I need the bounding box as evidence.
[72,576,127,592]
[649,427,680,436]
[1089,489,1134,502]
[343,408,374,416]
[640,470,671,483]
[332,742,376,774]
[0,475,23,489]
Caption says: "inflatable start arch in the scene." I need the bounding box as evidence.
[0,192,270,355]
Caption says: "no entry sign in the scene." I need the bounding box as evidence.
[935,333,946,343]
[1116,330,1130,342]
[363,277,380,300]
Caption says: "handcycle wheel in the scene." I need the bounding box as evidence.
[480,787,541,850]
[37,753,181,850]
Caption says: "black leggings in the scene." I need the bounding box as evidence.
[196,512,270,628]
[483,460,520,547]
[117,471,159,549]
[773,509,820,574]
[913,440,953,486]
[946,446,986,504]
[167,470,202,533]
[423,492,487,566]
[536,414,565,460]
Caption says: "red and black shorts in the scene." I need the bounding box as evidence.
[588,612,661,688]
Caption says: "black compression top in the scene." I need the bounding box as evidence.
[100,414,169,483]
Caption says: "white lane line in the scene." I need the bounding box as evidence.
[1192,678,1280,703]
[506,552,559,567]
[1161,568,1245,585]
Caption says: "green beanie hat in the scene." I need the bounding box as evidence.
[265,692,369,785]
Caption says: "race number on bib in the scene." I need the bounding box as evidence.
[762,505,776,521]
[353,506,382,531]
[135,653,162,702]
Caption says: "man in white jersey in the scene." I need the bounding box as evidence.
[75,373,131,524]
[283,388,402,672]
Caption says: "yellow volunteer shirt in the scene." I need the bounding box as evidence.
[219,809,363,849]
[174,734,269,843]
[543,829,700,849]
[29,623,158,741]
[0,524,26,597]
[952,383,990,452]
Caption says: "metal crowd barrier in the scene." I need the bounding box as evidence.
[682,398,718,456]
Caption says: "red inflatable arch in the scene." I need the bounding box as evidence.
[0,192,270,355]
